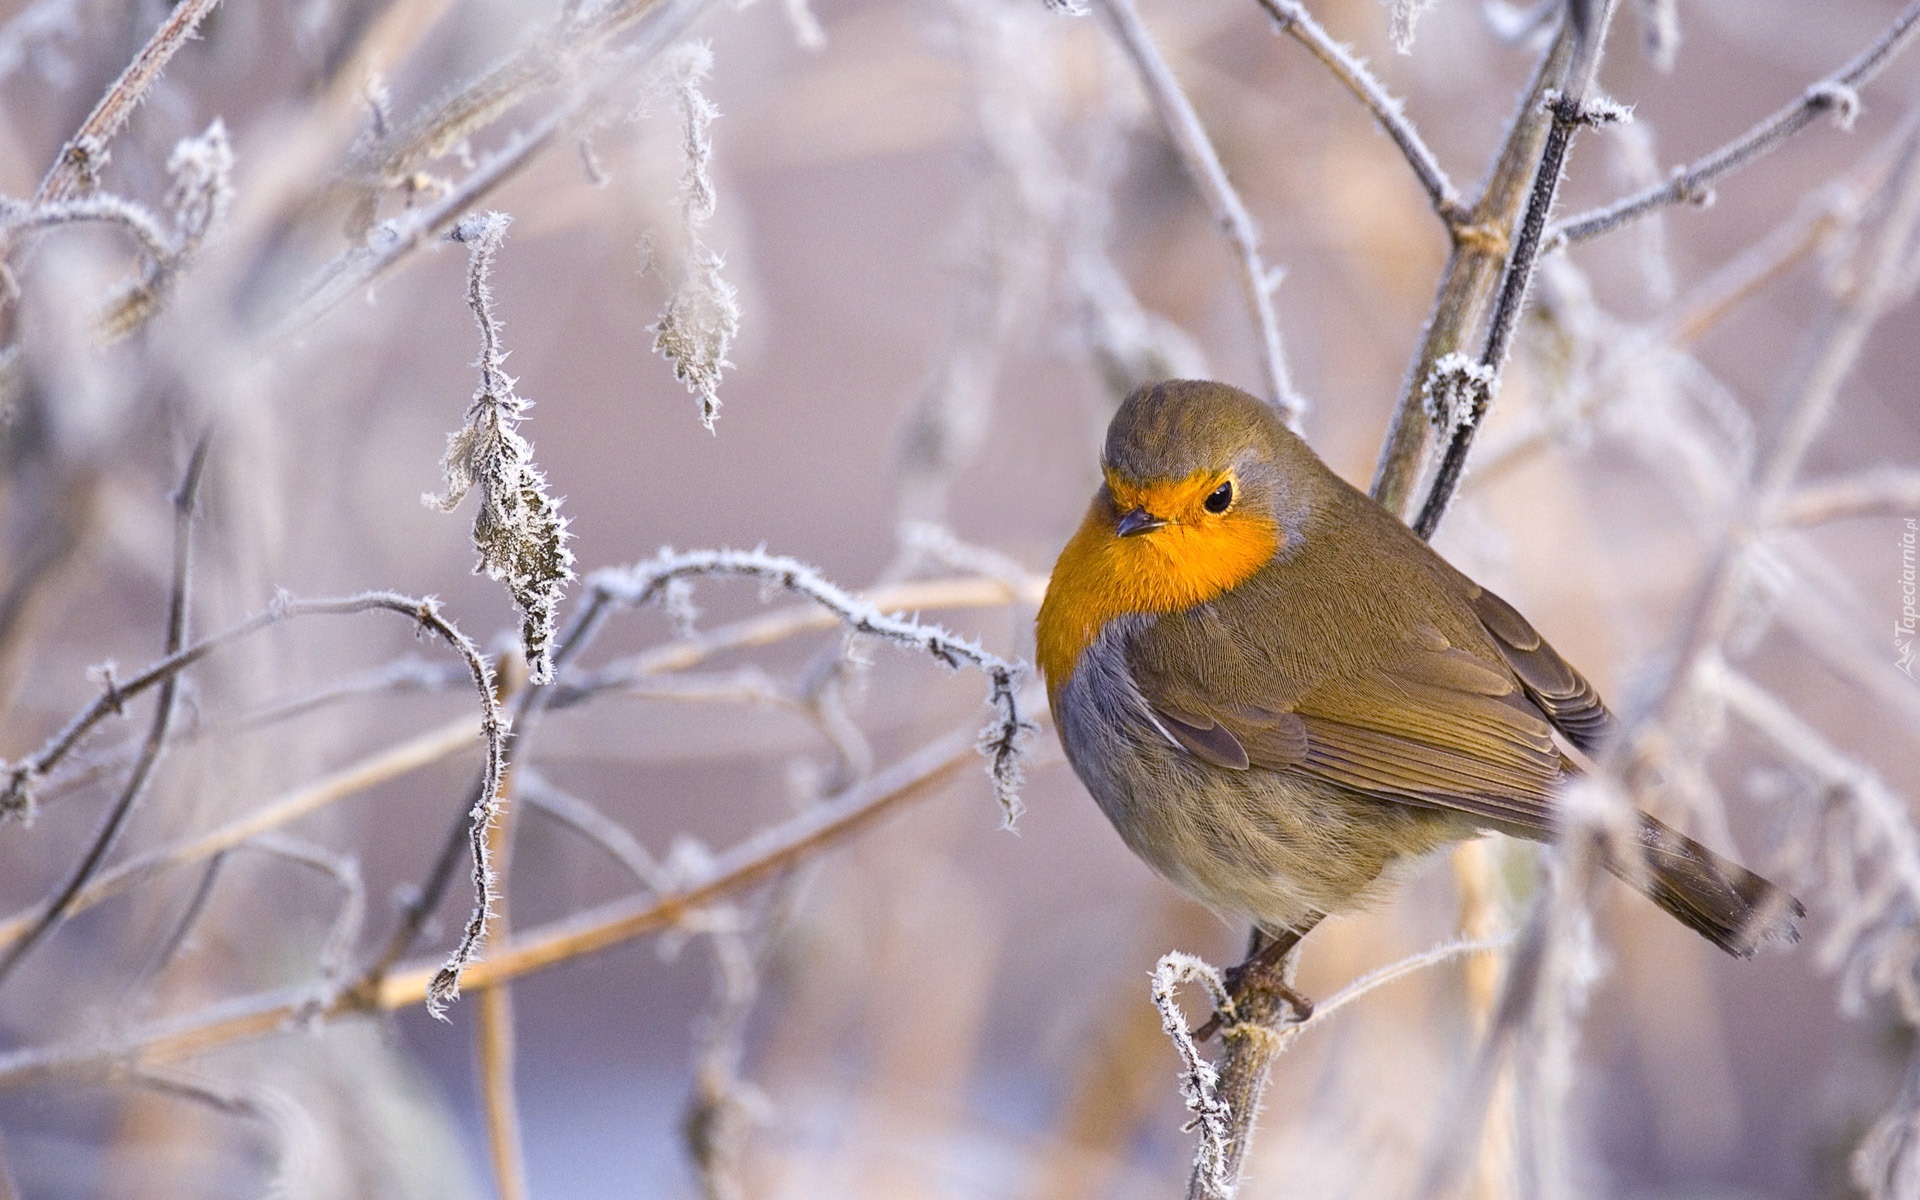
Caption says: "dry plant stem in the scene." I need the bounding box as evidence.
[0,716,482,950]
[1252,0,1464,222]
[1776,469,1920,526]
[357,0,711,187]
[521,772,670,891]
[1189,960,1293,1199]
[0,435,210,988]
[1371,20,1575,514]
[550,575,1044,708]
[0,592,504,1005]
[574,550,1032,823]
[1469,158,1874,490]
[278,107,572,338]
[1551,0,1920,246]
[0,718,1005,1090]
[1094,0,1302,422]
[475,789,530,1200]
[30,0,225,205]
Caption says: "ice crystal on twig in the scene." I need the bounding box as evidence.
[426,211,574,685]
[648,42,739,432]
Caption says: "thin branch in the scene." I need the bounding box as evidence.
[1467,146,1885,490]
[1412,86,1627,539]
[1253,0,1464,223]
[547,574,1043,710]
[1094,0,1302,422]
[1370,17,1576,515]
[1643,125,1920,729]
[0,591,504,1005]
[30,0,226,205]
[574,549,1033,825]
[521,770,671,893]
[1149,953,1235,1200]
[0,717,1017,1090]
[0,715,482,951]
[279,107,574,338]
[1552,0,1920,246]
[1775,468,1920,526]
[0,434,211,988]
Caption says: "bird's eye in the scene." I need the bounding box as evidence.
[1203,480,1234,514]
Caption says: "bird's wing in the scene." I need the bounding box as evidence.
[1466,585,1615,754]
[1133,628,1566,838]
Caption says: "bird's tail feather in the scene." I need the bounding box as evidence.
[1605,814,1804,958]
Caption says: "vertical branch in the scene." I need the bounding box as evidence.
[475,814,530,1200]
[1370,18,1575,515]
[1094,0,1302,423]
[0,432,211,987]
[1412,83,1628,540]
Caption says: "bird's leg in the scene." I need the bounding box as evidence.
[1193,916,1321,1042]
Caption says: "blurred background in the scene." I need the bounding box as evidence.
[0,0,1916,1196]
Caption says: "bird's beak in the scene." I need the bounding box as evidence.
[1116,507,1167,537]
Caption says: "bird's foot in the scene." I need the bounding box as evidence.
[1191,938,1315,1042]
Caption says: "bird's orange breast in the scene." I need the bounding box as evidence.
[1036,488,1281,699]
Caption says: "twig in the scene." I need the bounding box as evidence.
[546,574,1043,710]
[0,434,211,988]
[574,549,1033,825]
[1094,0,1302,423]
[476,902,529,1200]
[1773,468,1920,526]
[0,716,482,951]
[1467,151,1881,490]
[1370,17,1576,514]
[1412,83,1627,539]
[279,107,573,338]
[1252,0,1465,224]
[0,588,503,1005]
[30,0,226,205]
[0,717,1017,1090]
[1551,0,1920,246]
[521,771,671,892]
[1149,953,1235,1200]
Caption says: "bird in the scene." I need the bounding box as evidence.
[1036,379,1801,1010]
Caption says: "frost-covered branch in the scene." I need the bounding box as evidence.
[1149,952,1235,1200]
[1253,0,1464,224]
[1552,0,1920,246]
[577,548,1033,823]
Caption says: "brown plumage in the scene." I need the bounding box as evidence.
[1037,379,1802,957]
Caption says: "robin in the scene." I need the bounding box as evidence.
[1036,379,1801,1012]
